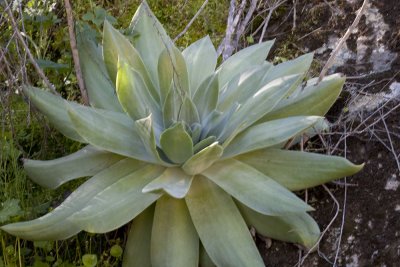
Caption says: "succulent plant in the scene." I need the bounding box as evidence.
[1,2,363,266]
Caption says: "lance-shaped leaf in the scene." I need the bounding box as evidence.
[151,196,199,267]
[162,85,183,128]
[182,36,217,94]
[1,159,144,240]
[67,103,158,163]
[70,164,164,233]
[171,46,190,95]
[103,20,158,101]
[219,74,304,141]
[178,96,200,126]
[193,136,217,154]
[193,74,219,122]
[223,116,322,158]
[185,176,264,267]
[116,61,161,122]
[129,1,173,87]
[202,159,313,215]
[236,202,320,250]
[259,74,346,122]
[182,142,223,175]
[158,49,173,106]
[236,149,364,191]
[142,168,193,199]
[123,205,155,267]
[77,34,122,112]
[160,123,193,164]
[199,243,217,267]
[216,40,275,87]
[23,87,84,142]
[24,145,124,189]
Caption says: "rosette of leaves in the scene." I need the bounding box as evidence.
[1,2,363,267]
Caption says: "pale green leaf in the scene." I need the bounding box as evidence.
[123,205,154,267]
[178,96,200,126]
[223,116,322,158]
[77,34,122,112]
[202,159,313,215]
[216,40,274,87]
[182,36,217,94]
[193,74,219,122]
[23,87,84,142]
[185,176,264,267]
[199,243,216,267]
[158,49,173,106]
[67,103,159,163]
[103,20,158,101]
[142,168,193,199]
[236,149,364,191]
[182,142,223,175]
[171,46,190,95]
[160,123,193,164]
[236,201,320,250]
[70,164,164,233]
[1,159,144,240]
[24,145,124,189]
[193,136,216,154]
[162,86,183,128]
[259,74,346,122]
[151,196,199,267]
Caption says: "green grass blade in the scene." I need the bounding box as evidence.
[151,196,199,267]
[185,176,264,267]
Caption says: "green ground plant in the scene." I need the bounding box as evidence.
[1,1,363,266]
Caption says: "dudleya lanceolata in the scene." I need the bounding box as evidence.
[1,2,363,266]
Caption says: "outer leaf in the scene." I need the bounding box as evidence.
[70,164,164,233]
[24,145,124,189]
[23,87,84,142]
[259,74,346,122]
[151,196,199,267]
[116,61,161,122]
[123,204,155,267]
[103,20,158,101]
[223,116,322,158]
[67,103,159,163]
[142,168,193,199]
[77,34,122,112]
[199,243,216,267]
[182,36,217,94]
[129,1,173,88]
[216,40,274,87]
[160,123,193,164]
[236,202,320,250]
[202,159,313,215]
[193,74,219,122]
[236,149,364,191]
[182,142,223,175]
[185,176,264,267]
[1,159,144,240]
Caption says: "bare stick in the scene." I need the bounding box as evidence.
[64,0,89,105]
[217,0,236,59]
[259,0,287,43]
[173,0,209,42]
[318,0,368,83]
[234,0,258,48]
[4,1,59,95]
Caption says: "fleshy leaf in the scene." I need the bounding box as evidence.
[160,123,193,164]
[223,116,322,158]
[216,40,275,87]
[236,148,364,191]
[182,36,217,95]
[236,201,320,250]
[185,176,264,267]
[158,49,173,106]
[193,74,219,122]
[142,168,193,199]
[123,204,154,267]
[202,159,313,215]
[178,96,200,126]
[151,196,199,267]
[70,164,164,233]
[199,243,217,267]
[182,142,223,175]
[24,145,124,189]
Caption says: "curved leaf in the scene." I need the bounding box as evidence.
[182,36,217,94]
[151,196,198,267]
[236,149,364,191]
[160,123,193,164]
[236,201,320,250]
[70,164,164,233]
[185,176,264,267]
[158,49,173,106]
[193,74,219,122]
[24,145,124,189]
[182,142,223,175]
[202,159,313,215]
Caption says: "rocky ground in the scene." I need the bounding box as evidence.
[255,0,400,266]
